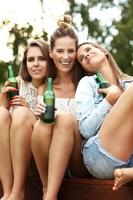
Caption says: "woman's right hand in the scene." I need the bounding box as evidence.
[99,85,123,105]
[1,81,18,108]
[34,101,46,117]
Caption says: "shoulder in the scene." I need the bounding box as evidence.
[76,75,97,96]
[121,79,133,89]
[18,76,33,93]
[78,75,97,87]
[16,76,25,84]
[15,76,21,89]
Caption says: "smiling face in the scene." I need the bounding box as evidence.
[49,36,76,74]
[26,46,48,84]
[77,43,107,73]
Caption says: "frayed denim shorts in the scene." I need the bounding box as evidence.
[82,134,133,179]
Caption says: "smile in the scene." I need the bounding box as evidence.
[60,60,71,65]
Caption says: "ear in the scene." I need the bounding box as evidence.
[49,48,53,58]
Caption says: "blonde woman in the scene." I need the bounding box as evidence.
[75,41,133,190]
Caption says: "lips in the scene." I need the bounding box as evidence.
[32,70,42,73]
[60,61,71,65]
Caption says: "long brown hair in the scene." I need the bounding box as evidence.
[19,39,53,82]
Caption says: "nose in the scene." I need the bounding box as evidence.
[85,52,90,58]
[34,58,39,66]
[62,52,69,59]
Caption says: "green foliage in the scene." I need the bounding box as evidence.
[0,0,132,86]
[0,20,48,84]
[0,62,8,85]
[68,0,133,75]
[111,0,133,75]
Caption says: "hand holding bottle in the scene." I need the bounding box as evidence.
[9,95,28,107]
[96,72,123,105]
[99,85,123,105]
[1,80,19,108]
[34,101,46,117]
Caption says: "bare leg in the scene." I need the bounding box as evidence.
[31,120,53,197]
[113,168,133,190]
[69,116,90,178]
[0,107,13,200]
[45,112,89,200]
[8,107,36,200]
[99,83,133,161]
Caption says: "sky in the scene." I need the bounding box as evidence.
[0,0,69,61]
[0,0,122,61]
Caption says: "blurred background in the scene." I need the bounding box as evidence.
[0,0,133,87]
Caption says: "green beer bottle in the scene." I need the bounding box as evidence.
[7,65,19,100]
[43,78,55,123]
[96,72,110,97]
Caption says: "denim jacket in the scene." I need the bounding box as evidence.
[75,75,132,140]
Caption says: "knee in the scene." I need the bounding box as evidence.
[0,106,11,123]
[55,112,75,129]
[32,120,52,143]
[11,107,34,125]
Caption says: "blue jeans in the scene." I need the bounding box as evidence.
[83,134,133,179]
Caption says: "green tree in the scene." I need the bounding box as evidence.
[0,0,48,85]
[0,20,48,85]
[111,0,133,75]
[67,0,133,75]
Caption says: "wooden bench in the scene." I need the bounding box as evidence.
[59,177,133,200]
[0,159,133,200]
[0,176,133,199]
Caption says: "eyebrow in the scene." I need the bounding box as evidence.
[84,46,90,51]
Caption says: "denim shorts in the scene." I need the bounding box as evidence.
[83,134,133,179]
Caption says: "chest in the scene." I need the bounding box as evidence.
[53,84,75,98]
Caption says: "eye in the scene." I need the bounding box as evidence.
[56,49,63,53]
[68,49,76,53]
[38,56,46,61]
[86,47,91,52]
[27,57,34,62]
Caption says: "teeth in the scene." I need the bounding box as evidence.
[61,61,70,65]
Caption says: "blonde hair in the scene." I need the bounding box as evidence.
[77,42,133,88]
[57,15,72,29]
[50,14,78,50]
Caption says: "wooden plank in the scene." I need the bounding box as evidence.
[59,178,133,200]
[1,176,133,200]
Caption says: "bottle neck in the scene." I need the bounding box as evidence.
[47,78,53,90]
[96,72,107,83]
[8,66,15,79]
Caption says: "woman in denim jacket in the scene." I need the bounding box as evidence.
[75,41,133,190]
